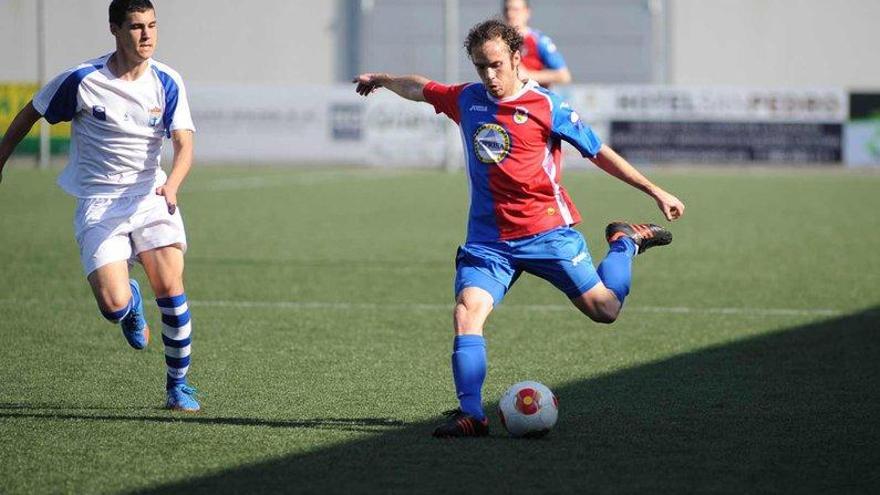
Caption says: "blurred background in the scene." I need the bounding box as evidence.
[2,0,880,167]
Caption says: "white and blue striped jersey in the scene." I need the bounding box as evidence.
[32,54,195,198]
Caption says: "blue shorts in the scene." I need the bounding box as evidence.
[454,226,601,305]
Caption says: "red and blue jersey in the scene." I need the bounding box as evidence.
[423,79,603,242]
[520,28,567,72]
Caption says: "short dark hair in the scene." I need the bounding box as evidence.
[108,0,154,26]
[464,19,523,59]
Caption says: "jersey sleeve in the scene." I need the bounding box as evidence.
[168,78,195,135]
[423,81,468,123]
[537,34,567,70]
[32,65,99,124]
[152,65,195,137]
[551,98,603,158]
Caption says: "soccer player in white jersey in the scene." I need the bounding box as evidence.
[0,0,199,411]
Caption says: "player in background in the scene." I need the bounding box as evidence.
[0,0,200,411]
[503,0,572,87]
[354,19,684,437]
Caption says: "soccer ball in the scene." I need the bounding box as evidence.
[497,381,558,438]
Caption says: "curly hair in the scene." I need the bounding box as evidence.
[464,19,523,59]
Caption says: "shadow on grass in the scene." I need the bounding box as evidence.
[126,306,879,493]
[0,405,403,433]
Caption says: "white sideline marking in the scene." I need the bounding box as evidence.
[186,171,410,192]
[188,300,844,317]
[0,298,842,317]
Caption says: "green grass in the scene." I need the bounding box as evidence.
[1,166,878,494]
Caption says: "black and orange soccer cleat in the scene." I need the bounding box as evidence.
[605,222,673,254]
[432,409,489,438]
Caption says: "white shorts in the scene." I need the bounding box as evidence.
[74,193,188,276]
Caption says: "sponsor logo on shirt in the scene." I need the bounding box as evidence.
[571,251,588,266]
[473,123,511,164]
[469,105,488,112]
[514,106,529,125]
[92,106,106,121]
[149,107,162,127]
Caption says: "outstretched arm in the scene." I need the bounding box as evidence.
[0,102,42,184]
[589,144,685,221]
[353,73,431,102]
[155,129,194,215]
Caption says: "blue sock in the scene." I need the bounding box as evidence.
[157,294,192,389]
[101,299,132,323]
[451,335,487,420]
[597,237,637,304]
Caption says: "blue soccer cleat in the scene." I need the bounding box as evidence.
[120,279,150,350]
[165,383,201,412]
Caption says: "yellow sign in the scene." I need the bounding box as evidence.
[0,83,71,138]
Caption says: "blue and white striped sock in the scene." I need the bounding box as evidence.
[156,294,192,389]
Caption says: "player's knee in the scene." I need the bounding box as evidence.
[592,299,621,324]
[454,301,484,328]
[97,289,131,313]
[589,310,618,325]
[456,295,491,316]
[575,297,619,324]
[454,293,493,333]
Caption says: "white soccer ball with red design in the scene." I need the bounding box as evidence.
[498,381,558,438]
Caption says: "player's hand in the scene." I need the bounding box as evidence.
[156,183,178,215]
[653,189,685,221]
[352,73,385,96]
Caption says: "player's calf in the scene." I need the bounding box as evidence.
[157,293,199,411]
[595,222,672,308]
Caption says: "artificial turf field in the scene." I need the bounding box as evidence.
[1,165,878,494]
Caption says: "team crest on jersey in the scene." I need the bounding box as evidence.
[92,106,106,121]
[513,106,529,125]
[473,123,511,164]
[148,107,162,126]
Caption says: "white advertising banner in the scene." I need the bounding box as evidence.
[188,84,448,166]
[571,86,848,123]
[185,84,850,166]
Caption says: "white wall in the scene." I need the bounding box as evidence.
[3,0,879,88]
[1,0,40,82]
[0,0,339,84]
[668,0,880,88]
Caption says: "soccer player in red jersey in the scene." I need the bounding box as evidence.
[354,19,684,437]
[503,0,571,87]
